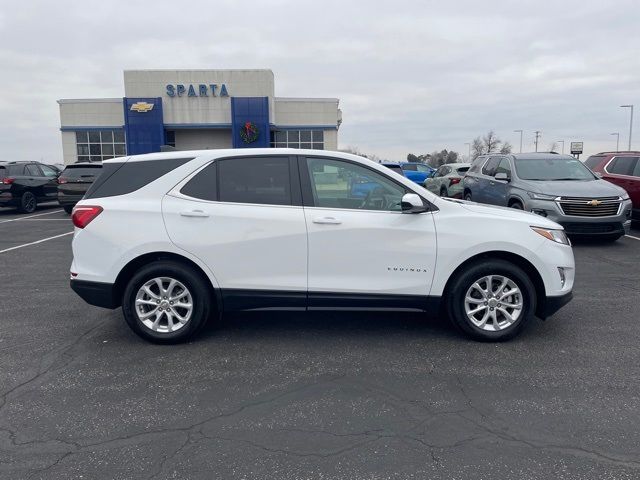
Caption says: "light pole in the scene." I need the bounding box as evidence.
[610,132,620,152]
[620,105,633,150]
[557,140,565,154]
[534,131,541,152]
[465,142,471,160]
[513,130,523,153]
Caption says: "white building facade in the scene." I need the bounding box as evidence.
[58,69,342,164]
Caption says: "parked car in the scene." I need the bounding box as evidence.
[584,152,640,221]
[398,162,434,184]
[463,153,633,241]
[0,161,60,213]
[70,149,574,344]
[423,163,471,198]
[57,162,103,213]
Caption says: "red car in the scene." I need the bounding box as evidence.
[585,152,640,220]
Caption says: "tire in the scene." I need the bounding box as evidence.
[63,205,74,214]
[122,261,212,344]
[464,192,472,201]
[440,187,448,198]
[19,191,37,213]
[445,259,536,341]
[509,201,524,210]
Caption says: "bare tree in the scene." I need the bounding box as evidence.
[500,141,513,154]
[471,137,484,159]
[483,130,501,154]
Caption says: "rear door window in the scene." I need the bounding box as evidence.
[481,157,501,176]
[40,165,59,177]
[218,156,293,206]
[25,164,42,176]
[607,157,638,176]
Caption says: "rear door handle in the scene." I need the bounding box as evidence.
[180,210,209,218]
[312,216,342,225]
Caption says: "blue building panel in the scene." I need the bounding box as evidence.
[231,97,270,148]
[123,97,165,155]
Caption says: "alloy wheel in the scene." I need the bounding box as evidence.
[134,277,193,333]
[464,275,523,331]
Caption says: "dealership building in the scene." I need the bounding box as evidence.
[57,69,342,164]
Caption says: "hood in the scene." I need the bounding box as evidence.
[518,178,626,198]
[445,198,561,229]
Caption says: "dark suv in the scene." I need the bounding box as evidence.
[585,152,640,221]
[0,161,60,213]
[57,162,103,213]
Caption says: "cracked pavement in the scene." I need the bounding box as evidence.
[1,206,639,479]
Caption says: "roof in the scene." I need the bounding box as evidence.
[511,152,574,160]
[592,151,640,155]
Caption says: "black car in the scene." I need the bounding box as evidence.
[0,161,60,213]
[57,163,103,213]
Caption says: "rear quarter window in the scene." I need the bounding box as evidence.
[84,157,194,199]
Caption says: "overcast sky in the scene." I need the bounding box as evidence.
[1,0,638,163]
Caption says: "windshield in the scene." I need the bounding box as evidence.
[514,157,596,181]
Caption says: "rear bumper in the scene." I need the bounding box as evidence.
[537,291,573,319]
[70,279,119,309]
[57,193,84,207]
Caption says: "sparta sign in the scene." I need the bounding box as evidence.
[570,142,583,155]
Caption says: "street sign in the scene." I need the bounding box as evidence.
[570,142,583,155]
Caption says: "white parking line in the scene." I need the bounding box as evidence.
[0,210,64,224]
[625,234,640,241]
[0,231,74,254]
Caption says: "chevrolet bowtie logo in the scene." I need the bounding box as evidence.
[587,199,602,206]
[130,102,154,113]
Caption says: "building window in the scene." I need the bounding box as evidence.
[165,130,176,147]
[270,130,324,150]
[76,129,126,162]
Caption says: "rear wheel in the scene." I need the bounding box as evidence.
[440,186,448,197]
[446,259,536,341]
[122,261,212,344]
[464,192,472,201]
[63,205,74,214]
[19,191,37,213]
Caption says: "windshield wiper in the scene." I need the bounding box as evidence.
[551,178,584,181]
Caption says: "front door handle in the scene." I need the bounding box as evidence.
[180,210,209,218]
[313,216,342,225]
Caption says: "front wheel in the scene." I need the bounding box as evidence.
[122,261,212,344]
[445,259,536,341]
[464,192,472,201]
[509,201,524,210]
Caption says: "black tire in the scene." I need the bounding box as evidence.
[440,186,448,198]
[445,259,536,341]
[19,191,37,213]
[509,201,524,210]
[122,261,212,344]
[464,192,472,201]
[63,205,74,214]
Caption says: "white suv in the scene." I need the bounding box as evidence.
[70,149,574,343]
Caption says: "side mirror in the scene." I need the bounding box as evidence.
[494,172,510,182]
[401,193,428,213]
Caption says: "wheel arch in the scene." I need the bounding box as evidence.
[507,194,526,208]
[441,250,546,318]
[113,251,221,311]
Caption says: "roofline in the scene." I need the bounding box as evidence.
[57,98,122,104]
[274,97,339,103]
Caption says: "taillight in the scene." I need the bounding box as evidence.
[1,177,15,185]
[72,206,103,228]
[449,178,461,186]
[57,177,69,184]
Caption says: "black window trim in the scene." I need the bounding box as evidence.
[297,155,437,212]
[177,154,303,207]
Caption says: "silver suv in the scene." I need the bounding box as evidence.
[463,153,633,241]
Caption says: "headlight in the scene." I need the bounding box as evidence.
[527,191,556,200]
[531,226,570,245]
[621,192,630,200]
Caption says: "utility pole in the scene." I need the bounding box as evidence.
[513,130,523,153]
[620,105,634,150]
[534,131,541,152]
[465,142,471,160]
[610,132,620,152]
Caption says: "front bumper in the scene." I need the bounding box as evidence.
[70,279,119,309]
[525,197,632,236]
[537,291,573,319]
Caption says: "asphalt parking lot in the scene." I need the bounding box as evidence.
[1,204,639,480]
